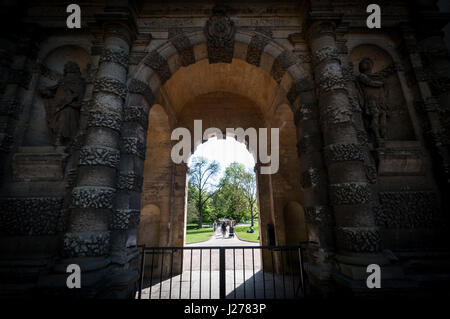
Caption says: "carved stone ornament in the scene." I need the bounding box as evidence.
[63,231,110,257]
[0,197,63,235]
[323,143,364,163]
[71,186,116,209]
[79,146,120,169]
[271,50,298,83]
[87,110,122,132]
[128,79,155,105]
[123,105,149,129]
[144,51,172,84]
[93,77,128,101]
[169,28,196,66]
[117,172,143,192]
[301,168,321,188]
[312,46,339,66]
[336,226,381,253]
[246,33,269,67]
[376,191,438,228]
[204,6,236,64]
[99,48,129,69]
[304,206,333,226]
[111,209,140,230]
[320,93,352,125]
[329,182,371,205]
[121,137,146,159]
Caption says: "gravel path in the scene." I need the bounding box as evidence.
[137,229,303,299]
[185,228,260,270]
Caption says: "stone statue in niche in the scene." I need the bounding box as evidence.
[40,61,85,146]
[355,57,388,146]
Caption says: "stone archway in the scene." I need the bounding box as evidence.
[63,15,384,297]
[120,25,324,283]
[126,27,319,251]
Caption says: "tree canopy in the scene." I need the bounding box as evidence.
[187,158,258,228]
[188,157,220,228]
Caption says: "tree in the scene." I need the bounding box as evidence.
[186,182,199,224]
[214,162,258,224]
[241,169,258,227]
[188,157,220,228]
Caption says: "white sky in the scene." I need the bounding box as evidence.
[188,136,255,180]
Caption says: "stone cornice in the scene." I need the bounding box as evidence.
[304,11,342,42]
[94,6,139,44]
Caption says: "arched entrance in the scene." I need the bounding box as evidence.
[121,29,319,296]
[132,33,312,252]
[0,1,447,300]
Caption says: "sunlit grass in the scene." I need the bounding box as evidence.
[185,225,214,244]
[234,224,259,242]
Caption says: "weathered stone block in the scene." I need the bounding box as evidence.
[12,147,67,181]
[377,141,425,175]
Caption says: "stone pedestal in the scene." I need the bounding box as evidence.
[376,141,425,176]
[12,146,67,181]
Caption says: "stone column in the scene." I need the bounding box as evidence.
[108,94,148,296]
[60,22,132,295]
[254,163,278,273]
[0,31,38,183]
[400,14,450,213]
[168,162,189,276]
[170,162,189,247]
[306,18,391,287]
[293,84,335,290]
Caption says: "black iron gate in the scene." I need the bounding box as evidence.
[136,243,313,299]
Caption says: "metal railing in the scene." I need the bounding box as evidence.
[136,242,315,299]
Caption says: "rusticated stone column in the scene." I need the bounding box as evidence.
[170,162,189,248]
[108,84,150,296]
[400,18,450,214]
[0,31,38,183]
[306,19,390,284]
[293,88,335,288]
[59,23,132,294]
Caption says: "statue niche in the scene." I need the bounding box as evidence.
[40,61,85,146]
[355,57,388,147]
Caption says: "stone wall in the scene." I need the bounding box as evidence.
[0,0,449,298]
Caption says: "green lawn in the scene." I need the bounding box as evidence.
[185,225,213,244]
[234,224,259,242]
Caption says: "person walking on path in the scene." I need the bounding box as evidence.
[221,221,227,239]
[229,220,234,238]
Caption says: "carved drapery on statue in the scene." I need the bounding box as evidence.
[355,57,388,146]
[40,61,85,146]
